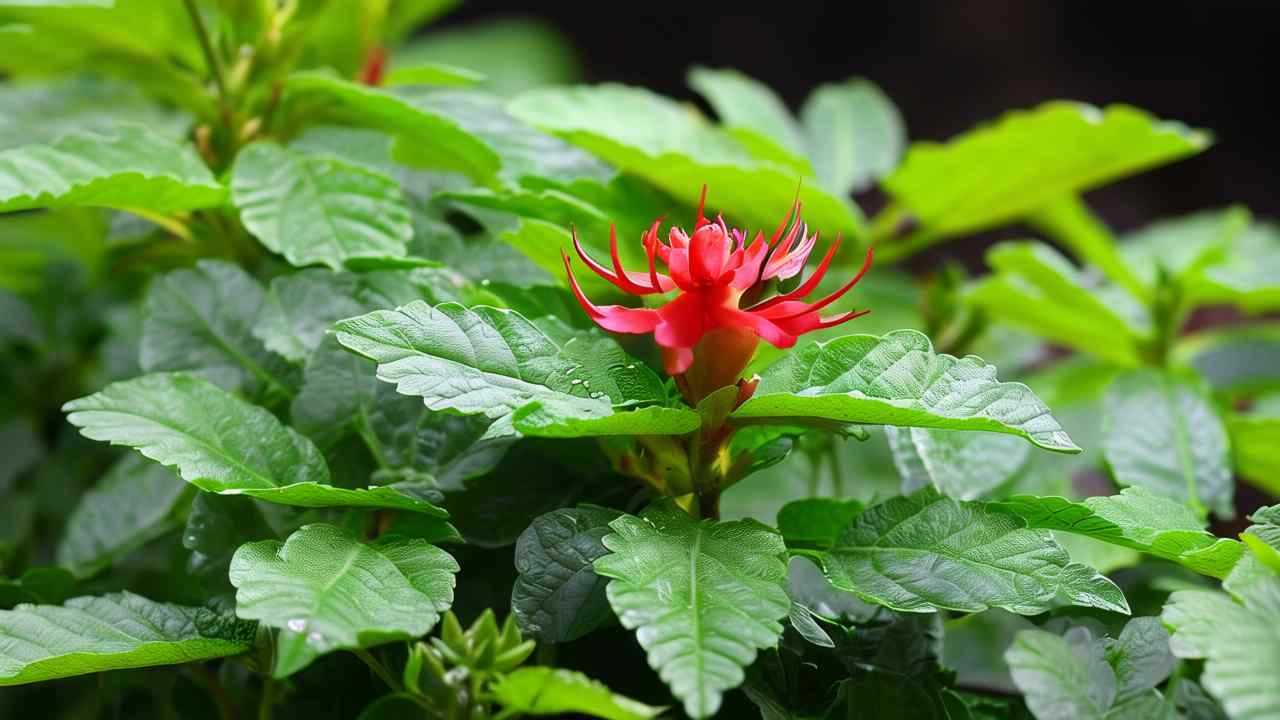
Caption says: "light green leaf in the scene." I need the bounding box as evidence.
[593,501,790,718]
[816,489,1127,615]
[1103,370,1233,518]
[282,72,501,184]
[1030,195,1148,302]
[1198,221,1280,312]
[1007,628,1116,720]
[1174,324,1280,397]
[887,426,1032,500]
[141,260,293,400]
[968,242,1149,365]
[1163,556,1280,720]
[384,62,484,88]
[508,84,865,240]
[800,77,905,195]
[1108,617,1175,703]
[252,270,365,363]
[1120,207,1249,291]
[882,102,1208,248]
[732,329,1079,453]
[688,67,807,157]
[1245,505,1280,553]
[0,125,223,213]
[0,75,187,151]
[333,301,677,437]
[512,506,622,643]
[393,90,613,185]
[0,591,254,686]
[230,143,413,271]
[230,523,458,677]
[1229,405,1280,497]
[992,489,1243,579]
[63,373,446,516]
[395,18,580,95]
[491,667,664,720]
[56,455,190,578]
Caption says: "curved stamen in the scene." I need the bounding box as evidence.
[771,246,874,320]
[745,234,844,312]
[695,184,709,228]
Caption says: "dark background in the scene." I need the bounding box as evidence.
[442,0,1277,236]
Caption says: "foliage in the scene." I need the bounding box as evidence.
[0,2,1273,719]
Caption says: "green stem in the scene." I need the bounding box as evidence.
[354,648,403,692]
[828,443,845,498]
[354,406,391,470]
[182,0,230,114]
[257,676,276,720]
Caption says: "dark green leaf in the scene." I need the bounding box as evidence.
[252,270,365,364]
[141,260,293,400]
[0,592,254,686]
[230,523,458,677]
[512,506,622,643]
[817,490,1128,615]
[593,501,790,718]
[56,454,190,578]
[733,329,1080,453]
[776,498,863,552]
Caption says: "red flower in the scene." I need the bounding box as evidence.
[563,187,873,399]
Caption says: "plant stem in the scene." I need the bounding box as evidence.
[182,0,230,114]
[828,442,845,498]
[257,676,276,720]
[354,648,403,692]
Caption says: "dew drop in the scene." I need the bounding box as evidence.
[287,618,307,632]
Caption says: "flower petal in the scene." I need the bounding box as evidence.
[562,253,661,333]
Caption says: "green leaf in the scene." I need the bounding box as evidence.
[1229,406,1280,496]
[800,77,905,195]
[882,102,1208,247]
[141,260,293,400]
[491,667,664,720]
[252,270,365,363]
[688,67,807,157]
[0,568,75,610]
[0,125,223,213]
[1007,627,1116,720]
[1197,221,1280,312]
[230,523,458,677]
[992,489,1243,579]
[1108,617,1175,704]
[1103,370,1233,518]
[1245,505,1280,553]
[394,90,614,185]
[230,143,413,271]
[63,373,447,516]
[384,62,485,87]
[282,72,501,184]
[512,506,622,643]
[1029,195,1149,303]
[775,498,863,552]
[508,84,865,240]
[968,242,1149,365]
[1120,207,1249,292]
[1174,324,1280,397]
[0,591,254,686]
[732,329,1079,453]
[396,18,580,95]
[56,454,190,578]
[1163,556,1280,720]
[593,501,790,718]
[0,75,187,151]
[887,426,1032,500]
[816,489,1128,615]
[333,301,680,437]
[0,206,107,293]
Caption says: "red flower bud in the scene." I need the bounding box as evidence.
[563,186,873,399]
